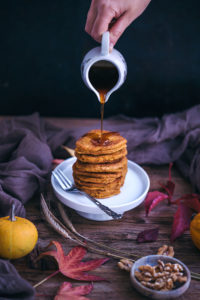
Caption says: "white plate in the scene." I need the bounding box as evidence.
[51,157,150,221]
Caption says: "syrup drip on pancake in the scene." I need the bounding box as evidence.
[89,60,119,140]
[82,131,119,146]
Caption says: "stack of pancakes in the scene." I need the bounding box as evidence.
[73,129,127,198]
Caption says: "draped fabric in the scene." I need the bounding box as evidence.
[0,259,34,300]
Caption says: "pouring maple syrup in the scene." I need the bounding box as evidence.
[89,60,119,138]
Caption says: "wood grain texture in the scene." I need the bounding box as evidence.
[10,118,200,300]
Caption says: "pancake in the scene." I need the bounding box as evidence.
[73,164,127,183]
[74,157,127,173]
[75,148,127,163]
[74,185,121,199]
[73,164,123,179]
[74,175,124,190]
[75,129,127,155]
[73,173,118,184]
[73,129,128,199]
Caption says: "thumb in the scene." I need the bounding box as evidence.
[109,12,133,50]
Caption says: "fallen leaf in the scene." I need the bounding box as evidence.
[173,194,200,213]
[39,241,109,281]
[171,203,193,242]
[54,282,93,300]
[145,191,168,216]
[159,163,175,204]
[136,228,159,243]
[144,163,200,242]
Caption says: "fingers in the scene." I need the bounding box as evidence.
[85,1,97,34]
[109,12,134,50]
[90,6,116,42]
[85,2,116,43]
[85,0,152,47]
[85,3,134,48]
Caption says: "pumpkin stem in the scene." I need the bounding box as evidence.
[10,204,16,222]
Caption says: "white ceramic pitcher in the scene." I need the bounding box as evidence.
[81,31,127,103]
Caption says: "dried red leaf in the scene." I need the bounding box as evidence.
[136,228,159,243]
[54,282,93,300]
[170,203,193,242]
[145,191,168,216]
[173,194,200,213]
[159,163,175,204]
[144,162,200,242]
[39,241,109,281]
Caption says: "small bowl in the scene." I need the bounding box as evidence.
[130,255,191,299]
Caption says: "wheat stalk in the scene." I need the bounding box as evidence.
[40,194,135,261]
[57,201,139,259]
[41,194,77,242]
[62,145,75,157]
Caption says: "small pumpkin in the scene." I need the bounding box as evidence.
[190,213,200,250]
[0,204,38,259]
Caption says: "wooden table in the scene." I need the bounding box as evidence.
[10,117,200,300]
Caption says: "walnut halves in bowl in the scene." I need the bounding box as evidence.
[130,255,191,299]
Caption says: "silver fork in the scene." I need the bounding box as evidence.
[52,168,122,220]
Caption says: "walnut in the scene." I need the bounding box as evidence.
[157,259,165,271]
[166,278,174,290]
[164,265,172,272]
[172,263,183,272]
[171,273,178,282]
[134,259,187,291]
[135,270,145,281]
[177,276,187,283]
[135,271,152,282]
[139,264,154,274]
[154,278,166,290]
[117,258,133,272]
[143,271,152,278]
[157,245,175,257]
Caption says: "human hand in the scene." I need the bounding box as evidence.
[85,0,151,50]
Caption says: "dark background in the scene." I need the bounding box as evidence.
[0,0,199,118]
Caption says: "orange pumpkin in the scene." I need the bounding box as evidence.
[0,204,38,259]
[190,213,200,250]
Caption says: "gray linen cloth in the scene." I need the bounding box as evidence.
[0,259,34,300]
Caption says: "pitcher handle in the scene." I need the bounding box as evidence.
[101,31,110,56]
